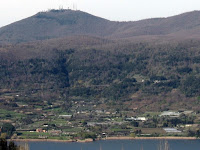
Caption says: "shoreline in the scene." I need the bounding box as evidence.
[9,139,74,143]
[10,136,198,143]
[105,136,197,140]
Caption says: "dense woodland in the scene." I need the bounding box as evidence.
[0,39,200,112]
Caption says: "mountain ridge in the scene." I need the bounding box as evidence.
[1,9,200,43]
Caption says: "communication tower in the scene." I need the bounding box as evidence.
[59,5,64,10]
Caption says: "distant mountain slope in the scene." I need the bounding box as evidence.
[0,9,119,43]
[0,35,115,60]
[113,11,200,39]
[1,10,200,43]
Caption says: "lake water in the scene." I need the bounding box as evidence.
[17,139,200,150]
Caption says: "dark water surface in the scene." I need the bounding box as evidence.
[17,139,200,150]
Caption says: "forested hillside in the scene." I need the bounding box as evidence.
[0,9,200,113]
[1,38,200,112]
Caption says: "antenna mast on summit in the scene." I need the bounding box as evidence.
[59,5,63,10]
[66,0,70,9]
[73,3,77,10]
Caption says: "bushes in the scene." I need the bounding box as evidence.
[177,67,193,74]
[181,75,200,97]
[0,139,18,150]
[77,132,96,140]
[1,123,15,138]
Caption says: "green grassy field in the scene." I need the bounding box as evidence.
[19,131,71,140]
[0,109,25,119]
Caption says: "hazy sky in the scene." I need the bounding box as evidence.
[1,0,200,27]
